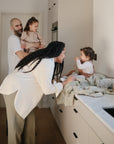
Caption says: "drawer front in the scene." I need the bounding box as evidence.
[55,105,79,144]
[71,109,88,144]
[88,126,103,144]
[55,104,87,144]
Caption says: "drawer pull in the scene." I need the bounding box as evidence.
[73,132,78,138]
[73,108,78,113]
[52,96,55,99]
[59,109,63,113]
[74,96,78,101]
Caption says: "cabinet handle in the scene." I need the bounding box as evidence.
[59,109,63,113]
[74,96,78,101]
[73,108,78,113]
[53,3,56,6]
[73,132,78,138]
[52,96,55,99]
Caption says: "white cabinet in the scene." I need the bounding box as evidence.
[88,127,103,144]
[55,105,79,144]
[72,111,88,144]
[51,98,104,144]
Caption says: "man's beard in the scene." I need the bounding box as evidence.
[14,28,23,37]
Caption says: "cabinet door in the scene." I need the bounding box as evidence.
[50,100,58,121]
[88,126,103,144]
[48,94,56,107]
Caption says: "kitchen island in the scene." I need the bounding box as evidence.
[49,93,114,144]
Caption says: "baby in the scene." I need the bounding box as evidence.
[75,47,97,77]
[21,17,45,53]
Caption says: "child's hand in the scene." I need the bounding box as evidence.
[75,57,79,61]
[21,43,26,49]
[39,44,45,49]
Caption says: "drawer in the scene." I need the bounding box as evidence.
[54,105,79,144]
[88,126,103,144]
[71,108,88,144]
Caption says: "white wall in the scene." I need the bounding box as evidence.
[93,0,114,77]
[58,0,93,74]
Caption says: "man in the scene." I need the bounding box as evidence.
[8,18,28,73]
[8,18,41,73]
[4,18,35,144]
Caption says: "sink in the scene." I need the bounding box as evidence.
[103,107,114,118]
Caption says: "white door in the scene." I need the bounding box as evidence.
[0,13,41,83]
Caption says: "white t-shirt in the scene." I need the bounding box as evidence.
[8,34,22,73]
[76,59,94,74]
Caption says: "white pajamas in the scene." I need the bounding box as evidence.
[76,59,94,74]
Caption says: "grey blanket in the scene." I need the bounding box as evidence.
[56,73,114,106]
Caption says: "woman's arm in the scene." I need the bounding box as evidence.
[62,75,76,87]
[33,59,75,97]
[65,70,75,76]
[33,59,63,97]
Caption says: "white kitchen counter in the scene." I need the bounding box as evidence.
[76,94,114,134]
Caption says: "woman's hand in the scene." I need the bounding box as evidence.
[62,75,76,87]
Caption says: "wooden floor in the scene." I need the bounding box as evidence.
[0,107,66,144]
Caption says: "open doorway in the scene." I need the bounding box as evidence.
[0,13,41,82]
[0,13,41,107]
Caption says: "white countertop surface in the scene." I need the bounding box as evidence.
[76,94,114,133]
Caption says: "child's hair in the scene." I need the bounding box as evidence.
[80,47,97,61]
[24,17,39,32]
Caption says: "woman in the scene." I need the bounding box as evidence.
[0,41,75,144]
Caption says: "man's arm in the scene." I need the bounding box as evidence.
[15,50,28,60]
